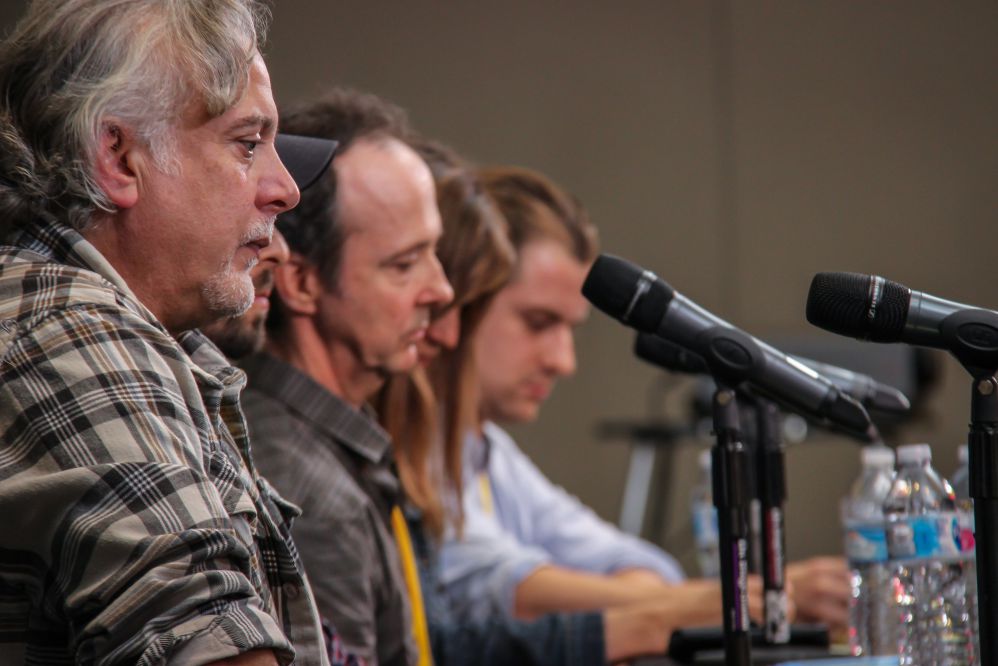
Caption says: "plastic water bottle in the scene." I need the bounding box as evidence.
[841,445,896,656]
[884,443,972,666]
[691,449,720,577]
[951,444,970,499]
[951,444,979,666]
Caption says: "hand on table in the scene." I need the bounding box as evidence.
[786,556,850,634]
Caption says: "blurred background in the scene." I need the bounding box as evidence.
[3,1,995,575]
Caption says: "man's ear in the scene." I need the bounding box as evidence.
[93,120,140,209]
[273,254,323,316]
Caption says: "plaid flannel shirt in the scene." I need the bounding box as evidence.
[0,219,329,665]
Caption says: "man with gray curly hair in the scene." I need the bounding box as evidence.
[0,1,341,664]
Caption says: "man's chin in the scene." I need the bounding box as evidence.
[495,401,541,425]
[384,348,422,376]
[416,349,439,367]
[205,320,265,360]
[203,274,255,320]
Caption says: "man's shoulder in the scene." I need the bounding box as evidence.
[0,245,122,310]
[479,422,559,504]
[242,387,299,440]
[482,421,531,461]
[243,387,321,464]
[0,247,152,348]
[244,388,374,517]
[269,450,375,525]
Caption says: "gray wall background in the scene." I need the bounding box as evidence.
[3,1,996,573]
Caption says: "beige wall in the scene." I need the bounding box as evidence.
[4,1,996,572]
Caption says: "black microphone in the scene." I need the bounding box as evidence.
[634,332,710,374]
[583,254,872,435]
[634,333,910,414]
[807,272,998,371]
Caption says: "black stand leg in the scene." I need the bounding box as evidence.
[712,386,752,666]
[756,398,790,644]
[970,375,998,666]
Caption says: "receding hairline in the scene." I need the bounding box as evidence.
[506,235,591,286]
[333,135,434,233]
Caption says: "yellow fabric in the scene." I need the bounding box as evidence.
[391,506,434,666]
[477,471,494,516]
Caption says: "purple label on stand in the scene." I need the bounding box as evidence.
[730,538,750,631]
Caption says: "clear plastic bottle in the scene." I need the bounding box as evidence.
[691,449,720,577]
[884,443,971,666]
[951,444,970,499]
[951,444,979,666]
[841,445,896,656]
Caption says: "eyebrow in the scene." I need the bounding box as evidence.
[521,305,589,327]
[228,114,275,135]
[382,240,433,264]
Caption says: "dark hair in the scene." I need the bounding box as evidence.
[276,88,412,288]
[268,89,411,334]
[407,134,469,182]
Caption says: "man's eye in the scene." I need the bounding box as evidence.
[524,315,555,331]
[391,253,420,272]
[394,260,415,272]
[240,140,259,156]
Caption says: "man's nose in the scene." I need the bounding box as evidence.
[260,144,301,214]
[424,254,454,307]
[544,327,577,377]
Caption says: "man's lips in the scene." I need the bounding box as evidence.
[417,344,440,366]
[250,287,272,309]
[406,317,430,342]
[523,382,552,401]
[241,229,273,258]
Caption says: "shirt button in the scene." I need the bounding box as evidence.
[283,582,300,600]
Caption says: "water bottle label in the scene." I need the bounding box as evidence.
[886,519,917,559]
[844,523,887,563]
[886,513,962,560]
[937,511,962,559]
[958,507,976,555]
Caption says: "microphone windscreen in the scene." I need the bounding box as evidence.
[806,272,910,342]
[582,254,674,333]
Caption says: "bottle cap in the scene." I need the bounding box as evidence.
[897,443,932,465]
[861,445,895,468]
[958,444,969,465]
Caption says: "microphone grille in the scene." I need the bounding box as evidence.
[583,254,674,332]
[806,272,910,342]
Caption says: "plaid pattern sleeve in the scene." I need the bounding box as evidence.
[0,225,324,664]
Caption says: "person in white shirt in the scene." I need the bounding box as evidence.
[439,165,850,634]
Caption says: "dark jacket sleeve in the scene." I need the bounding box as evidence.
[410,507,606,666]
[429,610,607,666]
